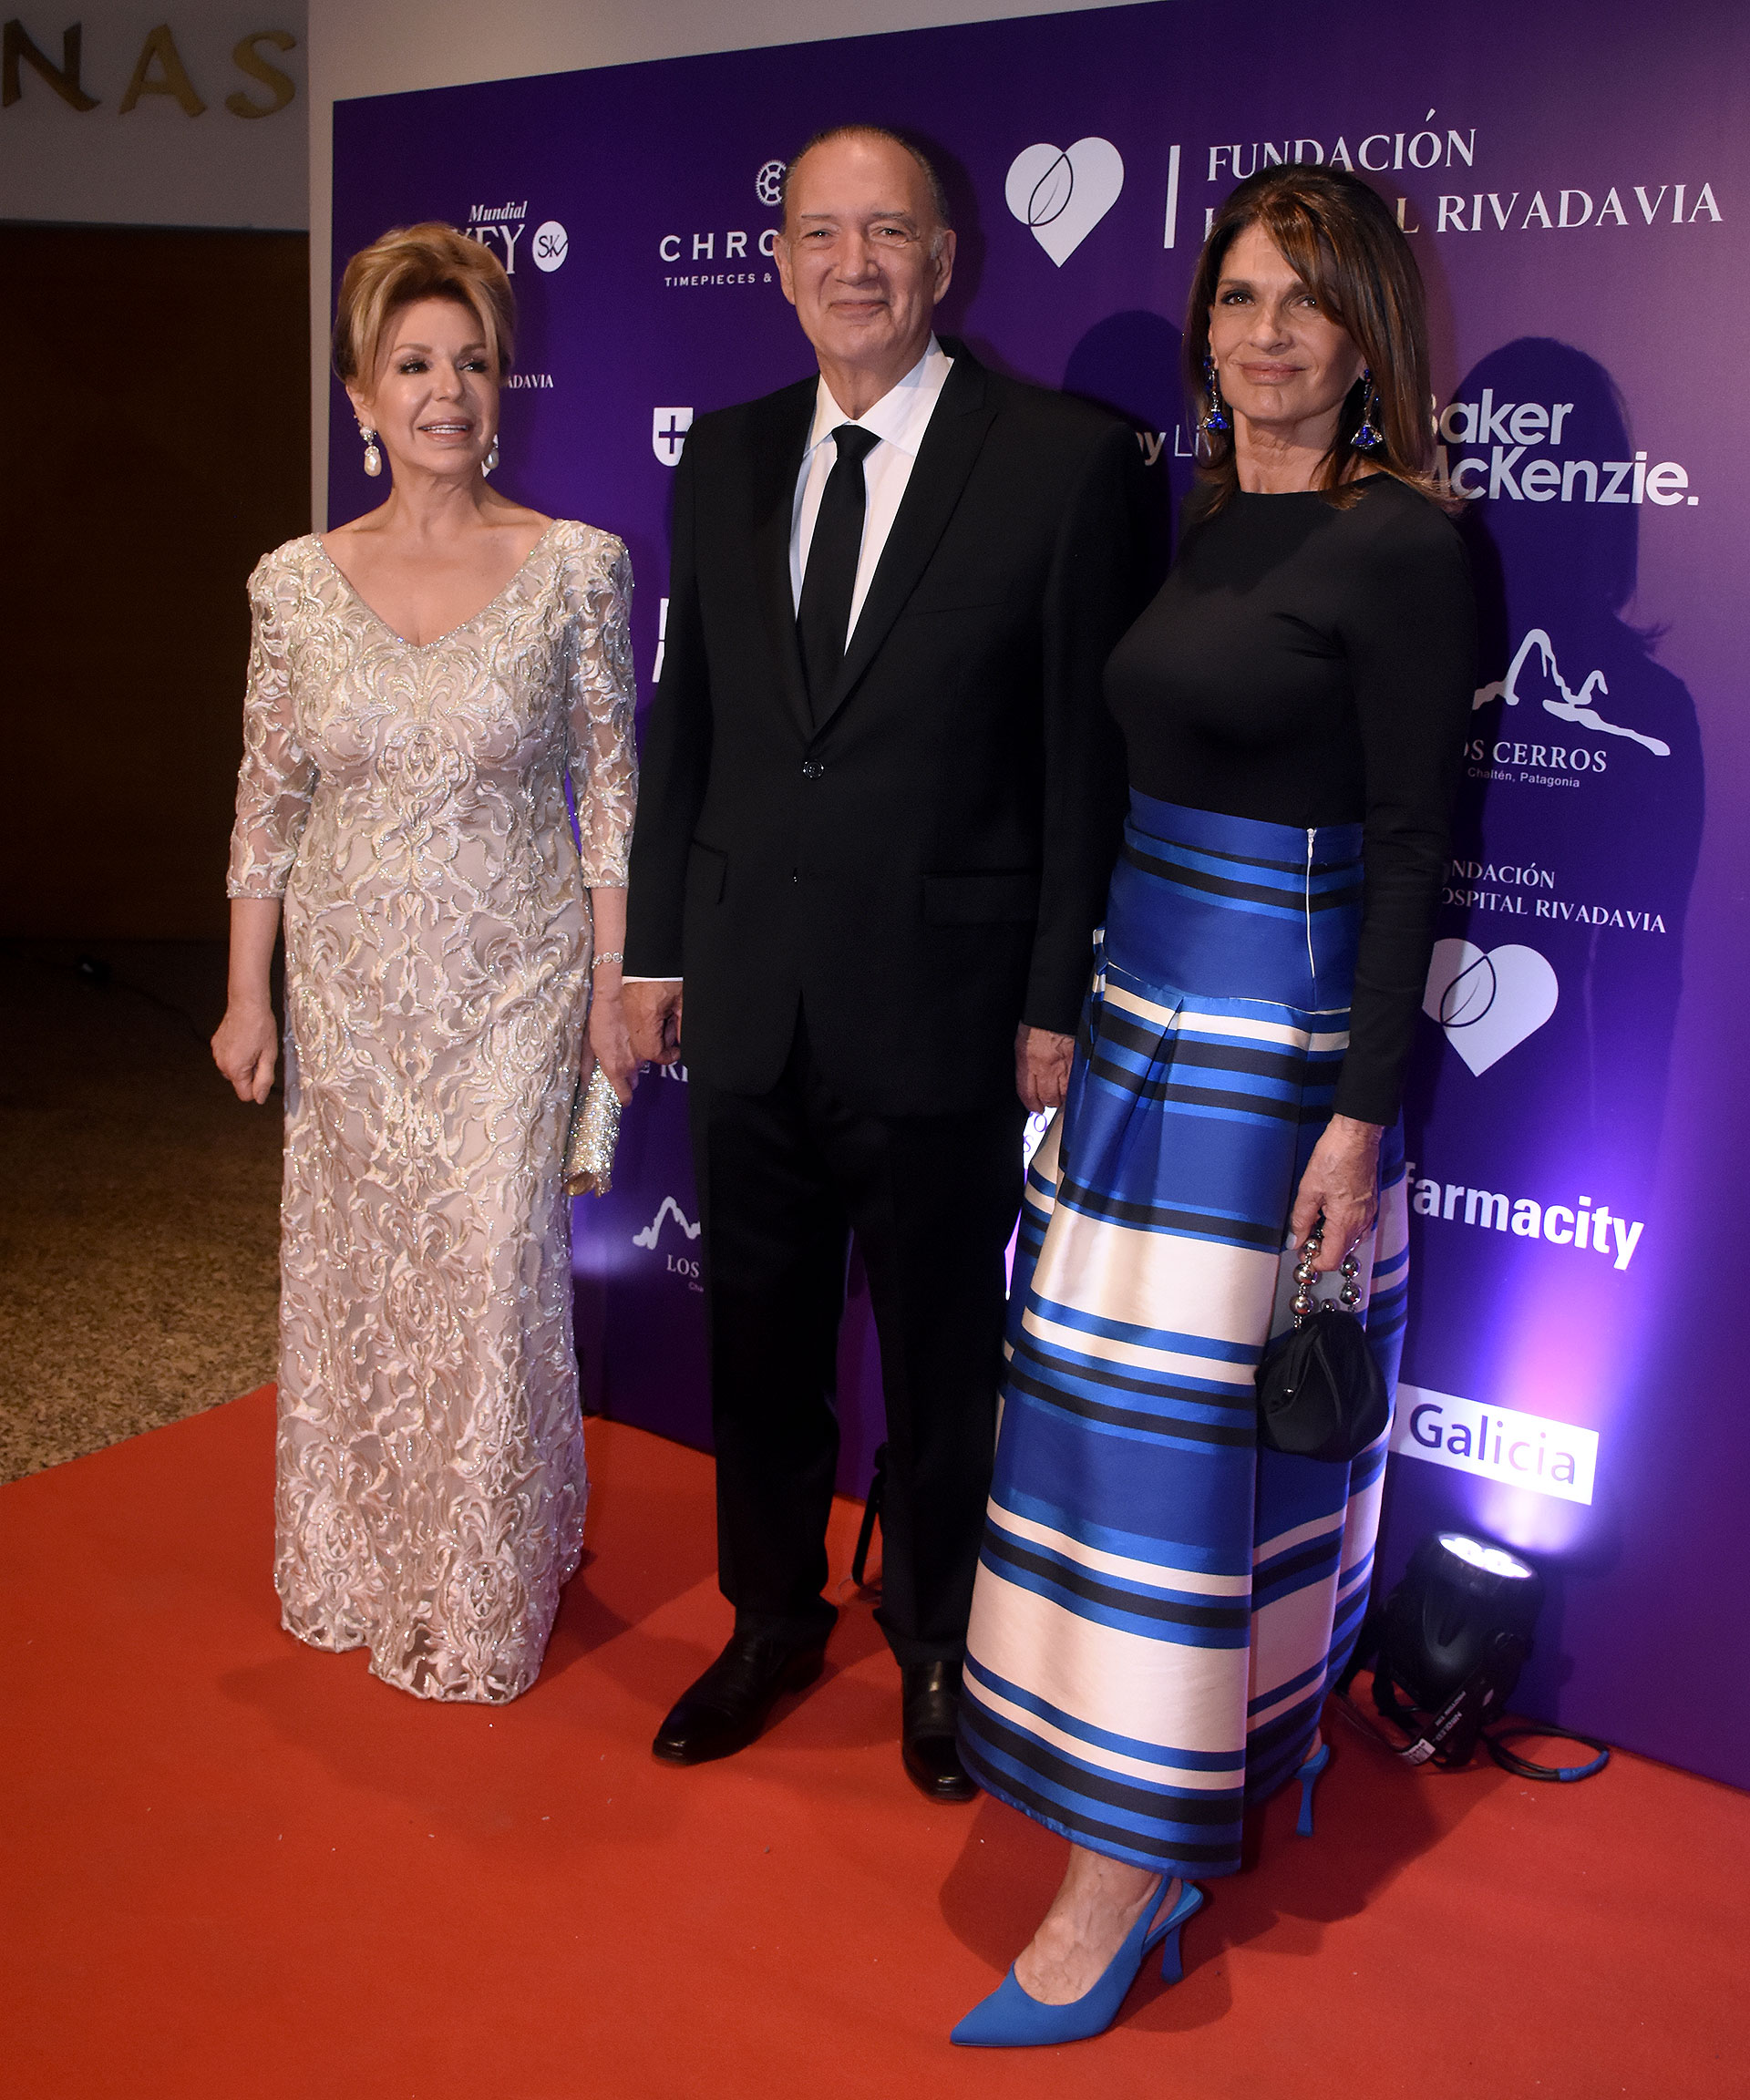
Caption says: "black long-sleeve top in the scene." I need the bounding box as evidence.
[1103,474,1477,1125]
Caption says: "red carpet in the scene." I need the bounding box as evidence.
[4,1388,1745,2099]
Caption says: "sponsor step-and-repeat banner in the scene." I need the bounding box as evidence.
[330,0,1750,1786]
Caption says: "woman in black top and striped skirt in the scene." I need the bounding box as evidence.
[952,166,1477,2048]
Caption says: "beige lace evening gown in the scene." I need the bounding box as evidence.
[226,520,636,1702]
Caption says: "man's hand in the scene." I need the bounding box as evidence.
[624,979,685,1065]
[1015,1024,1075,1115]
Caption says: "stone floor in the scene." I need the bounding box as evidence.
[0,939,282,1482]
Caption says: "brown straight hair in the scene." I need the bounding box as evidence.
[1185,166,1455,513]
[332,221,516,387]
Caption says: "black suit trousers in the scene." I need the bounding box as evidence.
[688,1011,1024,1667]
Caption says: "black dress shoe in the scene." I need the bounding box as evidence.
[652,1629,828,1765]
[901,1658,978,1803]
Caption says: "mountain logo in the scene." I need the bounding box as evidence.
[1004,138,1124,265]
[1473,627,1671,757]
[633,1197,701,1250]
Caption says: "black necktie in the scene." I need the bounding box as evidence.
[797,422,880,724]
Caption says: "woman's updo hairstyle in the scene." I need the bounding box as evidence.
[1186,165,1453,512]
[333,221,516,387]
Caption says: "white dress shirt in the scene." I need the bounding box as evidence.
[627,339,953,985]
[789,336,955,637]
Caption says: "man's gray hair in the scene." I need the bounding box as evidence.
[782,125,953,235]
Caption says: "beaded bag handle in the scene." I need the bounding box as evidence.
[1290,1220,1363,1326]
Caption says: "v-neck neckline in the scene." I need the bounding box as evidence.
[314,520,561,651]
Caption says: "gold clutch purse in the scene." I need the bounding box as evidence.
[562,1064,623,1197]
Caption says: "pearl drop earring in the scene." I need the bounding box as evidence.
[360,426,382,478]
[483,431,499,477]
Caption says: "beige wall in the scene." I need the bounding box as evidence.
[306,0,1150,523]
[0,1,306,228]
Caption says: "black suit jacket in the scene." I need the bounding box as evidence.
[624,341,1145,1117]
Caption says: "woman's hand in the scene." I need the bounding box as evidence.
[215,897,282,1103]
[588,978,638,1105]
[1289,1114,1385,1271]
[211,1001,279,1103]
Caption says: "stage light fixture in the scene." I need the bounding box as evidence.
[1340,1529,1611,1780]
[1342,1529,1545,1768]
[1436,1532,1538,1581]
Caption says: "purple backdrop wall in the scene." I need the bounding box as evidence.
[330,0,1750,1787]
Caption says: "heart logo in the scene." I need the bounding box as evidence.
[1423,939,1560,1076]
[1004,138,1125,265]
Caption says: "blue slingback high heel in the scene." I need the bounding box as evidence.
[950,1878,1206,2049]
[1295,1739,1333,1838]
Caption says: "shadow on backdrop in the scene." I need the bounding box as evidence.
[1427,336,1703,1179]
[1385,339,1704,1685]
[1062,307,1189,592]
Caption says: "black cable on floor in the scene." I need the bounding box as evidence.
[1486,1725,1611,1783]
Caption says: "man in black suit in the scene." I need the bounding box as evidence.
[623,125,1142,1799]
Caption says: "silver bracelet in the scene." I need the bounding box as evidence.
[591,950,625,972]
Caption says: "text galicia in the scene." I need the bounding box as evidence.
[1392,1386,1599,1506]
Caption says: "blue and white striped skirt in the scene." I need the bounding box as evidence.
[960,794,1407,1879]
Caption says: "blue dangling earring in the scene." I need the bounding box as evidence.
[1200,353,1231,436]
[1354,368,1385,452]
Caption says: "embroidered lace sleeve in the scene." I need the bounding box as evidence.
[225,554,314,899]
[567,533,639,888]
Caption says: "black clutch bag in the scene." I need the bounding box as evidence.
[1255,1225,1389,1463]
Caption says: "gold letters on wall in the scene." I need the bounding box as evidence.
[226,30,296,118]
[118,26,207,116]
[0,20,300,116]
[3,22,100,108]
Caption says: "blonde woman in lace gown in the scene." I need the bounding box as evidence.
[211,225,637,1703]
